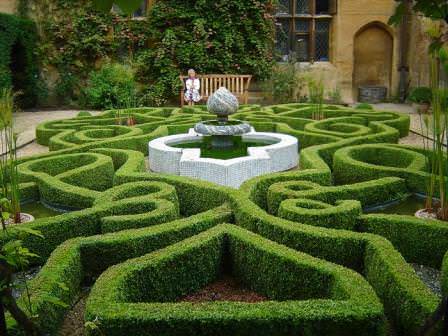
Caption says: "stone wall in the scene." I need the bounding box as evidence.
[0,0,433,105]
[0,0,17,14]
[294,0,431,104]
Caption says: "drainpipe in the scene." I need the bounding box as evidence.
[397,0,412,102]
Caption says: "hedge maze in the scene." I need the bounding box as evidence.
[3,104,448,335]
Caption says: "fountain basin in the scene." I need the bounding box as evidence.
[148,128,299,188]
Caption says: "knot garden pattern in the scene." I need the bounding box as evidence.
[3,103,448,336]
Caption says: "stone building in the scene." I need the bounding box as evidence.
[274,0,431,103]
[0,0,16,15]
[0,0,432,103]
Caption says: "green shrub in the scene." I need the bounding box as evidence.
[0,13,39,107]
[77,111,92,117]
[85,224,385,336]
[267,177,408,215]
[261,61,304,104]
[228,189,439,336]
[278,198,362,230]
[5,206,232,335]
[359,214,448,268]
[7,103,445,336]
[408,87,432,104]
[332,144,432,194]
[134,0,275,105]
[355,103,374,110]
[82,63,138,109]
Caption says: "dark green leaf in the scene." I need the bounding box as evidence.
[92,0,114,13]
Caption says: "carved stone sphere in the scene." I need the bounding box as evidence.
[207,87,239,117]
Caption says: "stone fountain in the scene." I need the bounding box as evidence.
[147,88,299,188]
[194,87,251,148]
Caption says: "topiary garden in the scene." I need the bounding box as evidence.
[1,102,447,335]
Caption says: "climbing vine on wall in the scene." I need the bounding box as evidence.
[0,13,39,107]
[18,0,275,106]
[27,0,151,105]
[135,0,275,105]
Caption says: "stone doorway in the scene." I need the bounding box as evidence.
[353,23,393,101]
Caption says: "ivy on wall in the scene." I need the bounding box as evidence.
[15,0,275,106]
[30,0,151,105]
[0,13,39,107]
[135,0,275,105]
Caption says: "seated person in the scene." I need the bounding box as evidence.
[184,69,202,106]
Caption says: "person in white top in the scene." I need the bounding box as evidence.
[184,69,202,106]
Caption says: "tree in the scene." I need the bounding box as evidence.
[389,0,448,25]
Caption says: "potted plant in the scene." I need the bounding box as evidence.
[408,87,432,113]
[0,89,34,226]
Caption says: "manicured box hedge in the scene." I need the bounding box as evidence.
[6,103,446,336]
[267,177,408,215]
[85,224,385,336]
[333,143,431,194]
[6,206,233,335]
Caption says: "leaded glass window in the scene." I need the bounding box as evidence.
[275,20,291,62]
[315,20,330,61]
[296,0,310,14]
[276,0,292,15]
[274,0,334,62]
[112,1,148,17]
[133,1,147,17]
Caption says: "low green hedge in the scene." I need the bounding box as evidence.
[17,152,115,208]
[6,205,232,335]
[333,144,432,194]
[278,198,362,230]
[227,188,439,335]
[300,122,400,171]
[240,168,332,210]
[100,198,178,232]
[85,224,385,336]
[267,177,408,215]
[6,103,444,336]
[358,214,448,269]
[304,116,373,138]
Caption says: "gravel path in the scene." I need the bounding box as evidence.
[411,263,442,297]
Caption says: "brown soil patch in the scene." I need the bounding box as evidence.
[179,276,266,303]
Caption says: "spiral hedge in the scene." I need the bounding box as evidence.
[2,103,448,336]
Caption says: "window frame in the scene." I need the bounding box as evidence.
[275,0,334,63]
[112,0,153,20]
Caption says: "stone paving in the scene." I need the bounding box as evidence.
[3,104,441,158]
[2,110,99,158]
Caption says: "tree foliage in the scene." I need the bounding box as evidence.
[389,0,448,25]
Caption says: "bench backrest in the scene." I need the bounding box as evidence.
[180,74,252,106]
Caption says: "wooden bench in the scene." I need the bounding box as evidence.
[180,74,252,106]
